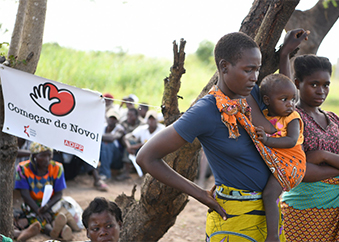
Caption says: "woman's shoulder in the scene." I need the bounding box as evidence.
[50,160,65,171]
[181,95,219,121]
[323,110,339,122]
[189,94,217,111]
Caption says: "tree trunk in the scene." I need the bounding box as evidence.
[0,0,47,238]
[13,0,47,73]
[285,0,339,55]
[117,39,202,241]
[7,0,28,58]
[195,0,299,105]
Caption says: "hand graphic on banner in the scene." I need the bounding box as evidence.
[30,83,57,113]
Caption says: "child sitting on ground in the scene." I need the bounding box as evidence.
[255,73,306,241]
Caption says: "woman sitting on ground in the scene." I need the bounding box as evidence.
[14,142,72,241]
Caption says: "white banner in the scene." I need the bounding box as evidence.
[0,64,105,168]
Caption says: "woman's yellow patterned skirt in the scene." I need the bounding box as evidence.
[206,184,285,242]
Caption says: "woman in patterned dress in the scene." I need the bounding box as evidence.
[14,142,72,241]
[281,54,339,241]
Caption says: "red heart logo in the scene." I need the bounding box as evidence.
[44,83,76,116]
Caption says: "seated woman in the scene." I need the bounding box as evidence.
[82,197,123,242]
[14,142,72,241]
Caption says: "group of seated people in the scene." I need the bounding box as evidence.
[8,93,164,241]
[98,93,165,182]
[15,93,165,191]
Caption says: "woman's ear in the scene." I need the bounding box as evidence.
[294,78,300,89]
[219,59,228,74]
[263,95,270,106]
[86,229,90,239]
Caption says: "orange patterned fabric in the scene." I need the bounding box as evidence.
[281,202,339,241]
[209,85,306,191]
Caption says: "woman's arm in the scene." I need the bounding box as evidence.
[303,162,339,182]
[302,150,339,182]
[136,125,227,220]
[20,189,40,214]
[247,95,276,134]
[279,29,309,79]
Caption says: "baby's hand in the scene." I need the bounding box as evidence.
[255,126,267,144]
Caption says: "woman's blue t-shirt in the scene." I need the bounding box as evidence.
[173,85,270,191]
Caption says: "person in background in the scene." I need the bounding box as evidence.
[124,110,165,156]
[117,108,143,180]
[136,29,308,241]
[14,142,72,241]
[121,108,142,134]
[138,103,149,122]
[120,110,165,180]
[15,138,32,177]
[103,93,114,113]
[82,197,123,242]
[119,94,138,121]
[281,54,339,241]
[99,109,125,180]
[52,151,108,192]
[16,138,32,164]
[103,93,120,115]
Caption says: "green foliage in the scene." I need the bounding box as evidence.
[35,43,216,111]
[195,40,214,64]
[323,0,338,9]
[0,41,9,57]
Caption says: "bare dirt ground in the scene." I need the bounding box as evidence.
[13,173,214,242]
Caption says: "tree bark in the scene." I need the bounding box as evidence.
[14,0,47,74]
[117,39,202,241]
[285,0,339,55]
[7,0,28,58]
[0,0,47,238]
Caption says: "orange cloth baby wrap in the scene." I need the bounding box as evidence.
[209,85,306,191]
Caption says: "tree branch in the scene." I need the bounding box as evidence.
[161,38,186,126]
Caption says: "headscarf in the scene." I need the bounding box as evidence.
[29,142,53,156]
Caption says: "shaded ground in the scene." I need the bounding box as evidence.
[13,172,214,242]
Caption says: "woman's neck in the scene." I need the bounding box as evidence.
[297,102,321,116]
[36,167,48,176]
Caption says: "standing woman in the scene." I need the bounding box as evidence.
[282,54,339,241]
[14,142,72,241]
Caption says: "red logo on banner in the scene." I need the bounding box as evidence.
[30,82,76,117]
[24,125,29,137]
[64,140,84,152]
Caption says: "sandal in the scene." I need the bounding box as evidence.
[94,179,109,192]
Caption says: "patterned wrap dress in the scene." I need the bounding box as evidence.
[282,107,339,241]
